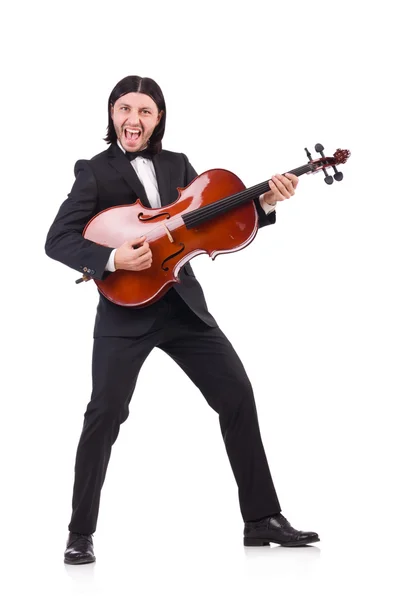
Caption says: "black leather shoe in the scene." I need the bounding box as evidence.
[244,513,320,547]
[64,532,96,564]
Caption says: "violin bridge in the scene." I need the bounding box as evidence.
[162,223,174,243]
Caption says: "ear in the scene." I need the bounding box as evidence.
[110,104,114,120]
[157,110,164,125]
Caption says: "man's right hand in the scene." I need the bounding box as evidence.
[114,236,153,271]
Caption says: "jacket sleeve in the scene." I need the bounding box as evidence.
[181,153,275,229]
[253,196,276,228]
[182,153,199,185]
[45,159,115,281]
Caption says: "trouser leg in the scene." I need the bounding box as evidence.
[158,320,281,521]
[68,335,154,534]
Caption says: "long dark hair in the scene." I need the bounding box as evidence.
[104,75,166,154]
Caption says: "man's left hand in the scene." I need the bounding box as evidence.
[259,173,299,209]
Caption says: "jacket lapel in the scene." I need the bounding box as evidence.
[152,152,171,207]
[107,143,150,206]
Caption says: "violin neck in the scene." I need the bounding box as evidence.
[246,164,312,197]
[183,164,312,229]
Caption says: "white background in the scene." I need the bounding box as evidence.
[2,0,396,598]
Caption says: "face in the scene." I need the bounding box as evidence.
[111,92,163,152]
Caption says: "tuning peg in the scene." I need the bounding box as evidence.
[318,144,344,180]
[333,170,343,181]
[305,143,349,184]
[314,143,334,184]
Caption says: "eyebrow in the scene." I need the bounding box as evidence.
[119,103,152,109]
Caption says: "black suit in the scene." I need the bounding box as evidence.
[45,142,275,336]
[45,143,281,533]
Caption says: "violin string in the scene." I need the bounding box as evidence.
[142,185,270,241]
[184,165,310,226]
[187,166,310,224]
[183,183,271,227]
[143,165,311,239]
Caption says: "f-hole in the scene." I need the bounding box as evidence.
[161,243,185,271]
[138,212,171,222]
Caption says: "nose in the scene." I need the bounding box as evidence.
[125,108,141,126]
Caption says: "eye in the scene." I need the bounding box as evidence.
[142,109,151,114]
[120,106,129,111]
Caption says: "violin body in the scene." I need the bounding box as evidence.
[82,145,350,307]
[83,169,259,307]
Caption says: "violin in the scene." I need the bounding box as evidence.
[78,143,350,307]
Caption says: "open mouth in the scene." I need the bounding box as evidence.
[124,128,142,142]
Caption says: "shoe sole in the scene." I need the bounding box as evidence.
[64,556,96,565]
[244,535,320,547]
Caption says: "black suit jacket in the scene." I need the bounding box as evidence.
[45,142,276,337]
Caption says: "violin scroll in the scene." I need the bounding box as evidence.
[305,143,351,184]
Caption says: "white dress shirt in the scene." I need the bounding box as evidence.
[105,140,275,272]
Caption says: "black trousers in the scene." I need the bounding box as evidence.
[68,288,281,534]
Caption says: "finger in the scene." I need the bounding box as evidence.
[128,235,146,247]
[135,250,152,265]
[137,259,152,270]
[276,175,295,198]
[133,243,150,258]
[269,179,284,200]
[284,172,299,189]
[135,255,152,269]
[271,176,291,199]
[276,174,293,197]
[277,174,295,195]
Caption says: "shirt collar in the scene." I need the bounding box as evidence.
[117,139,126,154]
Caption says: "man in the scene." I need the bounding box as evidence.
[45,75,319,565]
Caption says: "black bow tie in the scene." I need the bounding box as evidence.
[125,149,152,161]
